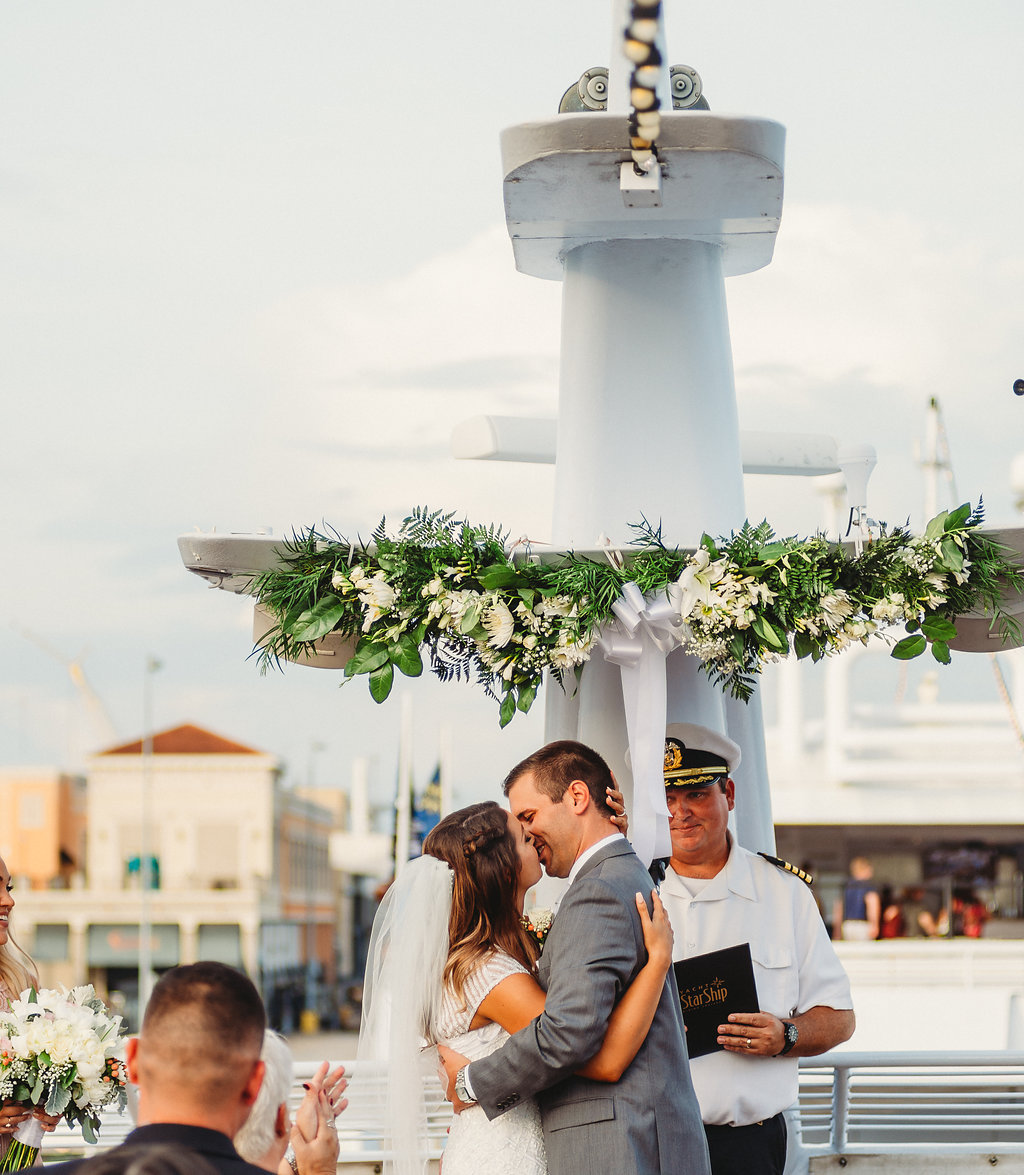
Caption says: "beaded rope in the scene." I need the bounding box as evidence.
[624,0,664,170]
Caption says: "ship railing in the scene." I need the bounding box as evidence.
[797,1050,1024,1158]
[38,1053,1024,1169]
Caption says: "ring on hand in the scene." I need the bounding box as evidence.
[326,1118,338,1130]
[745,1038,752,1048]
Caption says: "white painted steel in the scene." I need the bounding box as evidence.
[451,414,841,476]
[553,236,745,550]
[500,113,786,280]
[797,1051,1024,1156]
[42,1054,1024,1168]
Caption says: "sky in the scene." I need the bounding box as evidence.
[2,1,1023,813]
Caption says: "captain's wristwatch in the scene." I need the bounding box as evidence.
[454,1065,477,1106]
[775,1021,799,1056]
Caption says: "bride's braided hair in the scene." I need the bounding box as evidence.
[423,801,538,1002]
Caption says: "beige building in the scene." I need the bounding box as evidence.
[0,769,87,888]
[10,724,346,1030]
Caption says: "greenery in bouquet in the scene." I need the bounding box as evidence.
[252,502,1024,724]
[0,984,127,1166]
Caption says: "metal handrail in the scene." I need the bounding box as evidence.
[798,1050,1024,1155]
[38,1052,1024,1164]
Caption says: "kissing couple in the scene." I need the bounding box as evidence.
[358,739,710,1175]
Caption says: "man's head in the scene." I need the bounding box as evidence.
[234,1031,293,1171]
[663,724,741,877]
[503,740,616,878]
[126,961,266,1137]
[850,857,873,880]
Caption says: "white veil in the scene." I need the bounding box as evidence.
[357,854,454,1175]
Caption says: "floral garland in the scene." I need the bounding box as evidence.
[252,503,1023,727]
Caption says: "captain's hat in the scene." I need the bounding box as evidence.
[663,722,741,788]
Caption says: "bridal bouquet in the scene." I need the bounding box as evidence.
[0,985,127,1170]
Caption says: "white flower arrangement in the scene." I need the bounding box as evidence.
[0,985,127,1167]
[522,908,554,947]
[252,503,1023,725]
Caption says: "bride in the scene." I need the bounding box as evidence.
[358,800,672,1175]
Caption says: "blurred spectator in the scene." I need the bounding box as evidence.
[833,858,881,940]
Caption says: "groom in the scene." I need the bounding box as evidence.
[441,740,710,1175]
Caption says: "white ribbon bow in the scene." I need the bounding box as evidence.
[596,581,686,867]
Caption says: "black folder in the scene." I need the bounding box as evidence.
[673,942,759,1058]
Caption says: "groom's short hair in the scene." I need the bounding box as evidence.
[504,740,614,816]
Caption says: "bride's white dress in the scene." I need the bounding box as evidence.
[436,950,547,1175]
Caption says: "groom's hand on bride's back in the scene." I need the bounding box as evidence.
[436,1044,472,1112]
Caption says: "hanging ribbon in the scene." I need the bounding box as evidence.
[596,581,686,866]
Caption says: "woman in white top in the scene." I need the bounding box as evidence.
[359,801,672,1175]
[0,855,63,1162]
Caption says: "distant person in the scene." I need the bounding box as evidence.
[902,886,944,937]
[657,724,854,1175]
[48,961,269,1175]
[834,858,881,941]
[233,1031,346,1175]
[0,855,65,1157]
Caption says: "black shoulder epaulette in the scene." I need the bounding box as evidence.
[758,852,813,886]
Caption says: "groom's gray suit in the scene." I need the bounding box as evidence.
[468,838,710,1175]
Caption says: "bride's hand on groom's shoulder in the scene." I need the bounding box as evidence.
[606,781,629,836]
[636,890,673,973]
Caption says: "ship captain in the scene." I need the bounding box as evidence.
[657,723,855,1175]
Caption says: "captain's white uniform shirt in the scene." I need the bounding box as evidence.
[660,841,853,1127]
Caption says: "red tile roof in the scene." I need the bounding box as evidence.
[99,723,264,756]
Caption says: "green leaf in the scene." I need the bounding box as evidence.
[793,630,815,660]
[905,617,920,633]
[344,639,390,677]
[892,634,928,660]
[291,595,348,642]
[518,587,537,610]
[82,1117,97,1145]
[729,634,746,662]
[931,639,952,664]
[478,565,520,590]
[28,987,38,1003]
[752,615,788,653]
[458,603,482,634]
[516,683,538,714]
[368,661,394,703]
[31,1073,44,1102]
[757,542,789,562]
[920,615,958,641]
[944,502,972,531]
[700,534,719,557]
[46,1083,72,1115]
[499,691,516,728]
[390,636,423,678]
[924,511,948,541]
[939,538,963,571]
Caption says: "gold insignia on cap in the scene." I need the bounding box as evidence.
[664,741,684,774]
